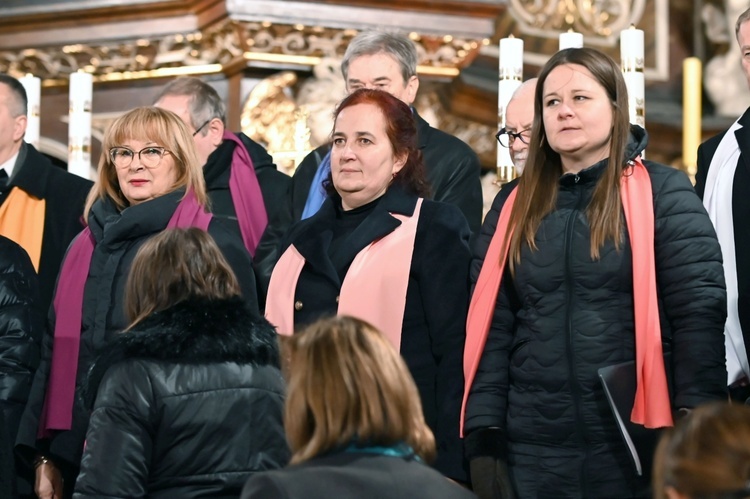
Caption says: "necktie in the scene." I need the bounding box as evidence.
[0,169,9,192]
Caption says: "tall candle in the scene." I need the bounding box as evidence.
[620,25,645,129]
[497,36,523,183]
[19,74,41,149]
[559,30,583,51]
[682,57,702,180]
[68,71,93,180]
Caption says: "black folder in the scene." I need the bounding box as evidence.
[598,356,671,477]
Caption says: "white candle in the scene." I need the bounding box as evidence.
[620,25,645,131]
[68,71,93,180]
[19,74,41,149]
[497,36,523,183]
[559,30,583,51]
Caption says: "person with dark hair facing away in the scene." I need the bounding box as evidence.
[73,227,288,498]
[242,316,476,499]
[463,47,727,498]
[15,107,258,499]
[0,236,43,499]
[154,76,292,306]
[0,74,92,315]
[266,88,471,482]
[652,402,750,499]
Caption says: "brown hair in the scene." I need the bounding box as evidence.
[283,316,436,464]
[736,7,750,41]
[83,106,208,221]
[506,47,629,269]
[325,88,429,198]
[652,402,750,499]
[124,227,240,328]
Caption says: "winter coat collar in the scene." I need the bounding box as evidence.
[84,297,280,408]
[559,124,648,187]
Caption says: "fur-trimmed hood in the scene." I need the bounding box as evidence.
[83,297,280,408]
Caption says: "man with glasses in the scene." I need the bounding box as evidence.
[471,78,537,280]
[154,77,292,307]
[291,31,483,237]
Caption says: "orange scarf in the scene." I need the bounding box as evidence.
[0,187,45,271]
[266,199,423,350]
[461,158,672,435]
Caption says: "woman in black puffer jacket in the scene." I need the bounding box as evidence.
[0,236,42,499]
[73,228,289,499]
[463,48,727,499]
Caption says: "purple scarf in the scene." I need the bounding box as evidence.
[38,190,212,437]
[222,132,268,257]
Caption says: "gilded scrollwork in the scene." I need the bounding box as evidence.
[509,0,645,37]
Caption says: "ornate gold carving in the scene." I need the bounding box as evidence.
[0,19,481,83]
[509,0,644,37]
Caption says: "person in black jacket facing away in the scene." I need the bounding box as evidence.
[0,236,42,499]
[15,107,258,499]
[73,227,288,498]
[463,48,727,498]
[242,316,476,499]
[154,76,293,307]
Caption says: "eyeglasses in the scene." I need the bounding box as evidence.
[192,120,210,137]
[109,146,171,169]
[496,128,531,148]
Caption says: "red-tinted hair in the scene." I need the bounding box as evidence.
[326,88,429,197]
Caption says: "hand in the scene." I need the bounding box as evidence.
[470,456,516,499]
[35,460,63,499]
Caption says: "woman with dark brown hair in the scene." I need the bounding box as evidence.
[266,88,471,481]
[73,228,288,498]
[652,402,750,499]
[464,47,727,498]
[241,316,475,499]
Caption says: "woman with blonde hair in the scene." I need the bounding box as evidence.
[241,316,476,499]
[652,402,750,499]
[74,228,288,498]
[16,107,258,498]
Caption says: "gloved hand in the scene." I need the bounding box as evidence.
[469,456,516,499]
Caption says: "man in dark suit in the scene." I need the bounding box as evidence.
[154,77,292,306]
[291,31,482,236]
[695,6,750,404]
[0,74,92,315]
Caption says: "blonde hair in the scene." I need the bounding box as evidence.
[83,106,208,220]
[124,228,240,328]
[652,402,750,499]
[283,316,436,464]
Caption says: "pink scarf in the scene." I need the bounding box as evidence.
[460,158,672,436]
[38,190,212,437]
[266,199,423,350]
[223,132,268,257]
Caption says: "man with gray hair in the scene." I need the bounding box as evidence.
[154,77,292,307]
[695,6,750,404]
[291,31,482,237]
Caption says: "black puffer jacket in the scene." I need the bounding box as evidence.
[464,127,727,498]
[0,236,42,499]
[73,297,289,498]
[15,190,259,486]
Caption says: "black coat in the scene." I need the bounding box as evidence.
[0,236,42,499]
[291,111,483,236]
[204,133,293,307]
[464,128,727,498]
[3,143,92,314]
[695,109,750,368]
[15,190,259,493]
[276,186,471,481]
[241,452,478,499]
[73,297,289,498]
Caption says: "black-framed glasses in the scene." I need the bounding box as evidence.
[496,127,531,148]
[192,119,211,137]
[109,146,171,169]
